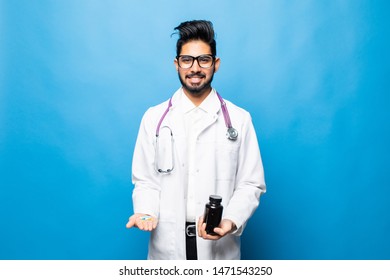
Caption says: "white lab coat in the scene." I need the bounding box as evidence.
[132,88,266,260]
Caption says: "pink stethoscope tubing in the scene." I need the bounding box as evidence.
[154,92,238,174]
[155,92,237,140]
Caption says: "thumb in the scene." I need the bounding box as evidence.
[126,215,138,228]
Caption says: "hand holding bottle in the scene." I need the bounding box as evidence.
[197,217,236,240]
[198,195,236,240]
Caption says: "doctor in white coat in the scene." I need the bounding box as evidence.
[126,20,266,260]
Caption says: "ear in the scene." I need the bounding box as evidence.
[174,58,179,71]
[213,57,221,73]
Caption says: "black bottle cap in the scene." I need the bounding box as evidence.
[209,195,222,204]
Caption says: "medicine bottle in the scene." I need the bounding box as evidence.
[203,195,223,235]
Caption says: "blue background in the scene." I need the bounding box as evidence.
[1,0,389,259]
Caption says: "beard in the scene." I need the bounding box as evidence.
[178,71,215,97]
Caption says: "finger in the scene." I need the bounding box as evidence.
[197,216,204,227]
[197,216,203,235]
[219,220,234,235]
[142,216,154,231]
[197,218,201,235]
[127,213,145,229]
[126,216,136,228]
[152,218,158,230]
[138,217,149,230]
[213,227,225,236]
[136,215,150,230]
[146,218,158,231]
[136,219,144,230]
[203,231,221,240]
[137,216,157,231]
[198,221,207,237]
[147,220,154,231]
[208,234,221,240]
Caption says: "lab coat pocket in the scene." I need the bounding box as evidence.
[215,144,239,181]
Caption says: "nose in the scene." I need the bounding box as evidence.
[190,58,201,71]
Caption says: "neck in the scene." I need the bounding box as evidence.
[182,87,212,106]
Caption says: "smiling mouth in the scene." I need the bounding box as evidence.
[186,74,205,84]
[189,77,203,83]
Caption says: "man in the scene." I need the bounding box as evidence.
[126,20,266,260]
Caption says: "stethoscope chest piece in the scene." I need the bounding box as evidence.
[227,127,238,141]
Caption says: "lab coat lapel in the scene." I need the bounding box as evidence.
[197,92,221,137]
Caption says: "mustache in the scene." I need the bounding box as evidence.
[186,72,206,78]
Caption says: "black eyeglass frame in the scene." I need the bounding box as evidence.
[176,54,216,69]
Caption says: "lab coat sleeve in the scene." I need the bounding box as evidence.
[222,112,266,236]
[132,109,161,218]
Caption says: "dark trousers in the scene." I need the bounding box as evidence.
[185,222,197,260]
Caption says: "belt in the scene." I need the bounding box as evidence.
[186,223,196,237]
[185,222,197,260]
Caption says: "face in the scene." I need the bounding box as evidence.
[174,40,220,97]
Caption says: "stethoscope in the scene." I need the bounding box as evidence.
[155,92,238,173]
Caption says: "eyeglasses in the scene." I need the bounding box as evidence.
[176,54,215,69]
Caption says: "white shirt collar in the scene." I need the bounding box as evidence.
[179,88,217,114]
[180,89,196,114]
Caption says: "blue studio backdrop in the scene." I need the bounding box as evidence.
[1,1,389,259]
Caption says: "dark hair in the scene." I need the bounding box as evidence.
[173,20,217,57]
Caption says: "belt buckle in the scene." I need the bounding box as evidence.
[186,224,196,237]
